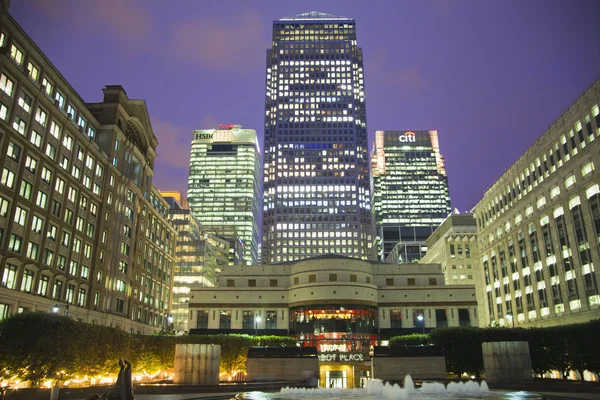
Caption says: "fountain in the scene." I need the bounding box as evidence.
[237,375,543,399]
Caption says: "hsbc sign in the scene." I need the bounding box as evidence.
[399,132,416,143]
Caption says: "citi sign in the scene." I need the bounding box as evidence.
[399,132,416,143]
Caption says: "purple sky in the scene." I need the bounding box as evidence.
[12,0,600,212]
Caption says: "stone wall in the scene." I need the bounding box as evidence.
[482,341,532,383]
[173,344,220,385]
[372,356,447,380]
[246,358,319,383]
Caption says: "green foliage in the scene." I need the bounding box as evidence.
[389,320,600,379]
[0,312,294,383]
[388,334,429,346]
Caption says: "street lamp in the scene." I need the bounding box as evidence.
[255,316,261,336]
[51,303,69,316]
[417,314,425,334]
[52,304,59,313]
[506,313,515,328]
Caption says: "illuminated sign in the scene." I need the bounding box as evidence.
[197,133,213,140]
[399,131,416,143]
[318,353,365,362]
[219,124,235,130]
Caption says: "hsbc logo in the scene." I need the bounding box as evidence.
[399,132,416,143]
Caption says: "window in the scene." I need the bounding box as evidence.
[7,142,21,161]
[50,121,61,139]
[67,187,77,203]
[26,242,38,260]
[14,206,27,226]
[242,310,255,329]
[582,161,594,177]
[36,191,48,209]
[219,310,231,329]
[226,279,234,287]
[30,130,42,147]
[15,180,27,200]
[386,278,394,286]
[248,279,256,287]
[24,155,37,174]
[43,249,53,265]
[0,197,8,217]
[55,91,65,109]
[69,260,78,276]
[84,244,91,259]
[429,278,437,285]
[27,62,39,81]
[59,156,69,171]
[17,91,32,113]
[196,310,209,329]
[55,177,65,194]
[0,74,14,96]
[329,273,337,281]
[37,275,49,296]
[45,143,57,160]
[64,209,73,225]
[78,116,87,130]
[95,164,103,177]
[1,168,15,189]
[390,309,402,329]
[10,44,24,65]
[52,280,63,299]
[71,166,80,180]
[42,77,54,97]
[62,134,73,150]
[65,284,75,304]
[1,264,17,289]
[61,231,71,247]
[52,200,62,217]
[116,279,126,292]
[0,102,7,120]
[77,288,86,307]
[550,186,560,199]
[8,234,22,253]
[266,310,277,329]
[565,174,576,189]
[39,167,51,184]
[13,116,27,136]
[47,224,57,241]
[407,278,416,286]
[66,104,76,120]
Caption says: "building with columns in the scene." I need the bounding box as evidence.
[473,78,600,328]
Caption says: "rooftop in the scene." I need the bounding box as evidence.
[279,11,353,22]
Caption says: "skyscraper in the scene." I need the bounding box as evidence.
[372,130,451,263]
[262,12,374,263]
[187,124,260,265]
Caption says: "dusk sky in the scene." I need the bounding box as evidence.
[12,0,600,212]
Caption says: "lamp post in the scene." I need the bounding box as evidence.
[417,314,425,334]
[51,302,69,316]
[255,316,261,336]
[506,313,515,328]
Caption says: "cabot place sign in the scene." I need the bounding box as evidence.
[318,353,366,362]
[399,131,416,143]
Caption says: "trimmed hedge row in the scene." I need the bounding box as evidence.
[389,319,600,378]
[0,312,296,384]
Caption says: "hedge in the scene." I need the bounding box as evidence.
[0,312,296,384]
[388,319,600,379]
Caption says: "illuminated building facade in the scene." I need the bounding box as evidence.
[0,5,175,333]
[474,78,600,328]
[372,130,451,263]
[262,12,374,263]
[161,192,230,333]
[188,255,478,387]
[187,124,260,265]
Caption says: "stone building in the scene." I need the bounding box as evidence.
[188,255,478,387]
[420,212,485,326]
[473,78,600,328]
[0,5,175,333]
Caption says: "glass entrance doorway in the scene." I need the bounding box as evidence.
[325,370,347,388]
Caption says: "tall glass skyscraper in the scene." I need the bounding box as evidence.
[262,12,374,263]
[372,130,451,263]
[188,125,260,265]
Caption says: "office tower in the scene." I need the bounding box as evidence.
[372,130,451,263]
[474,78,600,328]
[0,6,175,332]
[160,192,230,333]
[187,124,260,265]
[263,12,374,263]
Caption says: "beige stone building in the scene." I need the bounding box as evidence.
[420,212,486,326]
[473,78,600,328]
[0,5,175,333]
[188,255,478,387]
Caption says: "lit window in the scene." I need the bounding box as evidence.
[581,161,594,177]
[50,121,61,139]
[17,92,32,113]
[564,174,576,189]
[27,62,39,81]
[1,168,15,189]
[35,108,48,126]
[0,74,13,96]
[42,77,54,97]
[10,44,24,65]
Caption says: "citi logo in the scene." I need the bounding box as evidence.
[399,132,416,143]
